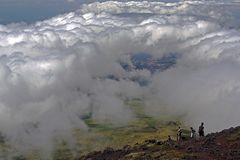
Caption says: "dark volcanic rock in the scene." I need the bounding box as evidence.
[78,126,240,160]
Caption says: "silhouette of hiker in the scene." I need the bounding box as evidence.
[177,127,182,141]
[167,135,174,145]
[190,127,196,138]
[198,122,204,137]
[168,135,172,141]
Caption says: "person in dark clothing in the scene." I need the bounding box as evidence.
[167,135,174,145]
[198,122,204,137]
[168,135,172,141]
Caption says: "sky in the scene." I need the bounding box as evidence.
[0,0,82,24]
[1,0,240,158]
[0,0,180,24]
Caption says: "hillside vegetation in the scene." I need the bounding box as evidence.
[0,99,185,160]
[79,126,240,160]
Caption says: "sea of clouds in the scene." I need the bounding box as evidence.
[0,0,240,157]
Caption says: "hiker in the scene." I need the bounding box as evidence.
[167,135,174,145]
[190,127,196,138]
[198,122,204,137]
[168,135,172,141]
[177,127,182,141]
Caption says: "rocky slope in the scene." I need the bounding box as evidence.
[78,126,240,160]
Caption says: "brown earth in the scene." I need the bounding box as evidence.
[78,126,240,160]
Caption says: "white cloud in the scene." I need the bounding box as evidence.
[0,0,240,157]
[66,0,75,2]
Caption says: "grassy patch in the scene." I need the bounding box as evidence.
[7,98,188,159]
[72,99,187,155]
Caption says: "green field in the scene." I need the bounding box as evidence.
[0,99,189,160]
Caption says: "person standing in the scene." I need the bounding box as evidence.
[190,127,196,138]
[177,126,182,141]
[198,122,204,137]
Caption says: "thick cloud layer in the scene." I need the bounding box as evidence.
[0,0,240,156]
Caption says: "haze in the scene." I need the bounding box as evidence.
[0,0,240,158]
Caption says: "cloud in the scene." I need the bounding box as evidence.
[0,0,240,157]
[65,0,75,2]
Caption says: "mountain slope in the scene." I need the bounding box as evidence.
[79,126,240,160]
